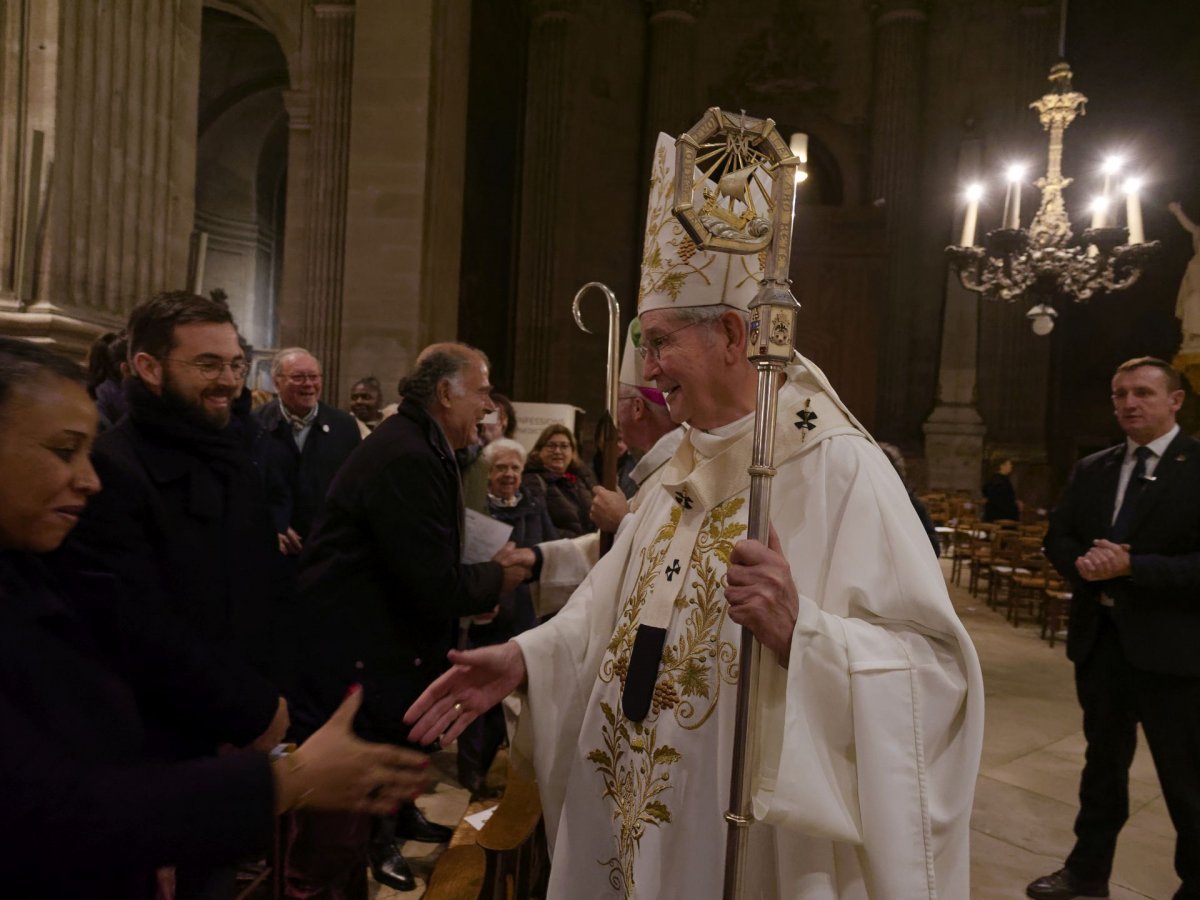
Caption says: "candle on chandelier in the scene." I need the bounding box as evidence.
[1002,164,1025,229]
[960,183,983,246]
[1090,195,1109,230]
[1100,156,1123,216]
[1123,178,1144,244]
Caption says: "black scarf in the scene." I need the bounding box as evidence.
[126,379,254,478]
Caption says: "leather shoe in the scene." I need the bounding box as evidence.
[1026,868,1109,899]
[395,802,454,844]
[369,845,415,892]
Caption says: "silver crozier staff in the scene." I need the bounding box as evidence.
[572,281,621,555]
[671,107,801,900]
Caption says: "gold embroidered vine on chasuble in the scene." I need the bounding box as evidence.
[588,497,746,896]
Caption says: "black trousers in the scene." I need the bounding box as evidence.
[1066,612,1200,898]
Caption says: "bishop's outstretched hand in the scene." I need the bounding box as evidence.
[404,642,528,746]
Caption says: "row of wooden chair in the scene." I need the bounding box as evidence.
[947,519,1071,648]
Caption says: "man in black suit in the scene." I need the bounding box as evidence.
[1028,357,1200,900]
[254,348,361,556]
[283,342,531,895]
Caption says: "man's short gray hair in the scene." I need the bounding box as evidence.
[482,437,527,468]
[398,342,489,408]
[668,303,751,333]
[272,347,319,378]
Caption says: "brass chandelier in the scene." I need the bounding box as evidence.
[946,61,1159,335]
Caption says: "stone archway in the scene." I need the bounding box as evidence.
[193,6,289,373]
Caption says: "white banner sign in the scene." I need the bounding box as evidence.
[511,401,583,452]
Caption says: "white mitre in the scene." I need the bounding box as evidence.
[637,131,770,316]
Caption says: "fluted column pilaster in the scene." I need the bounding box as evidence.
[32,0,195,317]
[512,0,575,400]
[277,88,312,348]
[642,0,702,149]
[300,1,355,399]
[869,0,927,436]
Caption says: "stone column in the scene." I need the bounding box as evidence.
[512,0,575,400]
[418,0,471,348]
[868,0,927,437]
[642,0,702,149]
[299,1,355,399]
[923,136,986,493]
[1,0,201,357]
[277,87,312,347]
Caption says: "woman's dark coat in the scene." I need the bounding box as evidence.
[0,552,274,899]
[523,457,597,538]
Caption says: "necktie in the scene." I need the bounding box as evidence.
[1110,445,1152,543]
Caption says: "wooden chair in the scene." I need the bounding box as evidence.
[475,761,549,900]
[1008,545,1053,627]
[985,531,1028,612]
[424,845,487,900]
[948,523,975,585]
[1041,581,1072,648]
[422,757,547,900]
[966,523,1000,596]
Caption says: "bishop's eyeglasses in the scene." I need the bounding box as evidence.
[636,319,706,361]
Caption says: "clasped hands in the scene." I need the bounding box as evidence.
[493,541,534,593]
[1075,539,1132,582]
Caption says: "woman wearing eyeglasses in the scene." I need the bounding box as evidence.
[524,423,597,537]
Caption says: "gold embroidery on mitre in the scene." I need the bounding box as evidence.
[638,142,716,310]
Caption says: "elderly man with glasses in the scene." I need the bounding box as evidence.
[54,291,293,900]
[254,348,361,556]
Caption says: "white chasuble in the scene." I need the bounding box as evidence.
[512,359,984,900]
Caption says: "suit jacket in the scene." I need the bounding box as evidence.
[1044,431,1200,676]
[0,552,273,898]
[253,399,362,538]
[288,398,504,743]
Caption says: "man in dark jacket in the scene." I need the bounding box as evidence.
[1027,357,1200,900]
[284,342,531,895]
[254,347,361,555]
[54,291,291,900]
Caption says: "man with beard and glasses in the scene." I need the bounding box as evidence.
[55,292,292,900]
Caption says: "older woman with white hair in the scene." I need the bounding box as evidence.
[456,437,556,795]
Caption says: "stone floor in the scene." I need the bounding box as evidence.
[362,558,1180,898]
[948,560,1177,900]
